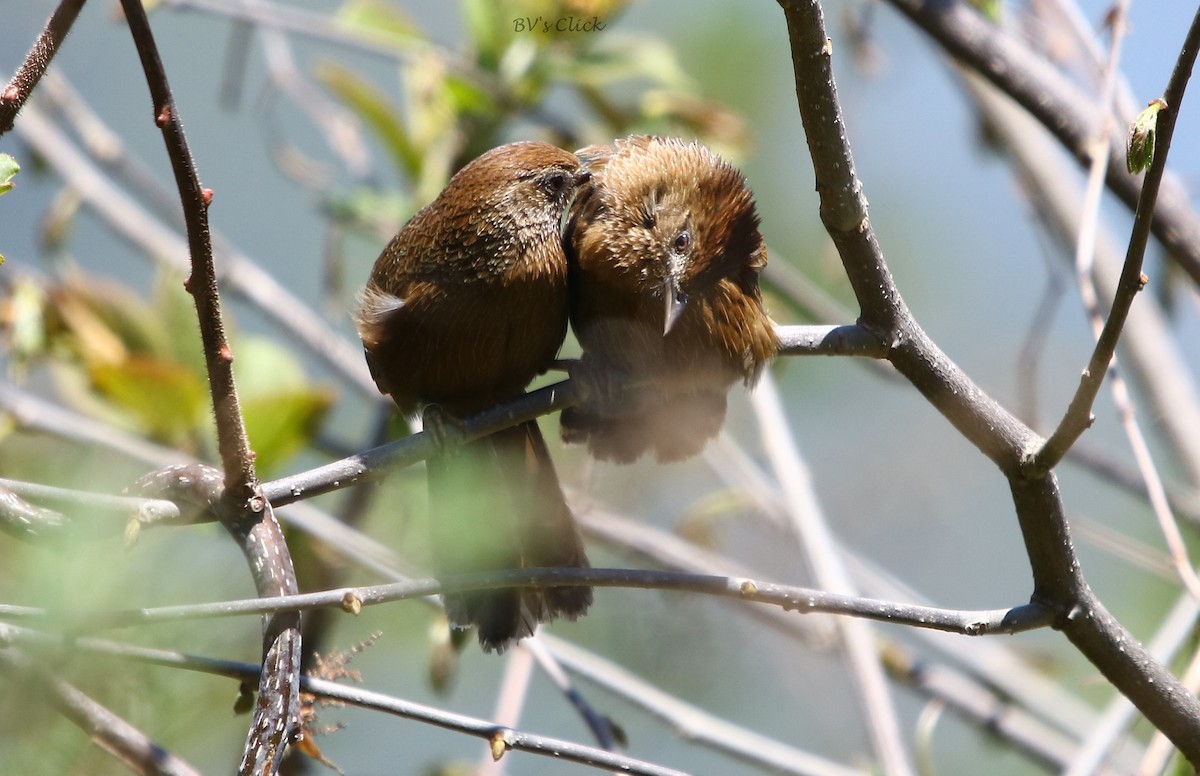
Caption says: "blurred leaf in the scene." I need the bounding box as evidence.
[563,36,691,89]
[639,90,752,160]
[675,489,750,548]
[39,186,81,252]
[317,61,421,179]
[499,36,540,91]
[325,187,413,238]
[232,336,307,397]
[50,284,131,367]
[966,0,1002,22]
[152,269,206,378]
[444,74,498,117]
[464,0,508,67]
[403,54,465,203]
[5,279,48,373]
[90,356,207,443]
[0,153,19,196]
[234,337,334,472]
[242,388,334,474]
[50,273,165,365]
[334,0,418,40]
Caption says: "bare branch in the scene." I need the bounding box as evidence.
[128,463,302,775]
[119,0,254,494]
[882,0,1200,287]
[883,643,1080,771]
[0,0,86,134]
[117,3,304,769]
[776,0,1200,763]
[48,567,1052,637]
[0,626,692,776]
[0,648,201,776]
[0,484,69,541]
[1034,7,1200,470]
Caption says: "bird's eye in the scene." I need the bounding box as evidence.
[542,172,567,195]
[672,230,692,254]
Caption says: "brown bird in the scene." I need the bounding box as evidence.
[562,135,777,463]
[355,141,592,651]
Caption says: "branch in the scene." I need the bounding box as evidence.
[0,627,691,776]
[119,0,254,496]
[0,0,87,134]
[882,0,1200,287]
[118,2,303,769]
[542,634,862,776]
[263,323,877,505]
[775,0,1200,764]
[52,567,1052,637]
[1034,7,1200,471]
[0,483,69,541]
[751,372,913,776]
[129,464,301,776]
[0,648,202,776]
[882,643,1079,771]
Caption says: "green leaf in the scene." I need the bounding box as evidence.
[563,36,691,89]
[242,388,334,474]
[334,0,417,40]
[463,0,507,67]
[966,0,1002,22]
[0,153,19,196]
[90,356,208,443]
[233,337,334,473]
[153,269,206,378]
[317,61,420,179]
[444,74,497,117]
[1127,98,1167,174]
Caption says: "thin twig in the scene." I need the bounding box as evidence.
[1051,2,1200,598]
[119,0,255,495]
[776,0,1200,762]
[0,0,87,133]
[0,625,692,776]
[260,325,875,505]
[0,647,202,776]
[480,647,536,776]
[0,484,69,541]
[883,0,1200,286]
[751,373,914,776]
[1033,7,1199,471]
[524,638,618,751]
[543,634,864,776]
[39,567,1053,636]
[118,3,302,771]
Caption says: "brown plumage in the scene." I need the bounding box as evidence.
[562,135,778,463]
[355,141,592,651]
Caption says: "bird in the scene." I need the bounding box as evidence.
[561,135,778,464]
[355,141,593,651]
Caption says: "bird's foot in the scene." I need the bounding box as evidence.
[421,404,467,452]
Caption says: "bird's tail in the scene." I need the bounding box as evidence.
[427,420,592,651]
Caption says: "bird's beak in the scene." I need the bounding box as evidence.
[663,275,688,336]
